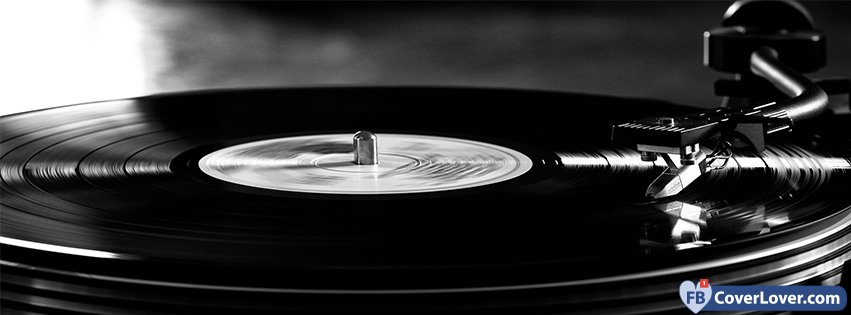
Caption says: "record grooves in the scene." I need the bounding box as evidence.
[2,87,850,313]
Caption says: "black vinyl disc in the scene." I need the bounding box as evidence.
[2,87,850,314]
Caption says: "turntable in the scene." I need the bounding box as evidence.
[1,0,849,314]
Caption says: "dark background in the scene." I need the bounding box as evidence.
[2,1,849,115]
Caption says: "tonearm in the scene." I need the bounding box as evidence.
[611,0,849,199]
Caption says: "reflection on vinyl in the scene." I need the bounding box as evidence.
[1,88,850,313]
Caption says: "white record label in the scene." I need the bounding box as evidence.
[198,134,533,194]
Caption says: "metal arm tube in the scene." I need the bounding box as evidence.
[749,47,829,123]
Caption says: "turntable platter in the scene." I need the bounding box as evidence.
[2,87,850,313]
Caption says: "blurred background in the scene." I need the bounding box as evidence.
[1,0,849,116]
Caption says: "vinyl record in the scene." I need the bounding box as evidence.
[2,87,850,313]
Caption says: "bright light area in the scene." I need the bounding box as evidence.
[670,202,704,242]
[0,0,149,115]
[0,236,123,259]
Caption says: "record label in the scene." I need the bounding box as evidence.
[198,133,534,194]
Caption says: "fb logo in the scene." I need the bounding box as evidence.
[688,290,706,304]
[680,279,712,313]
